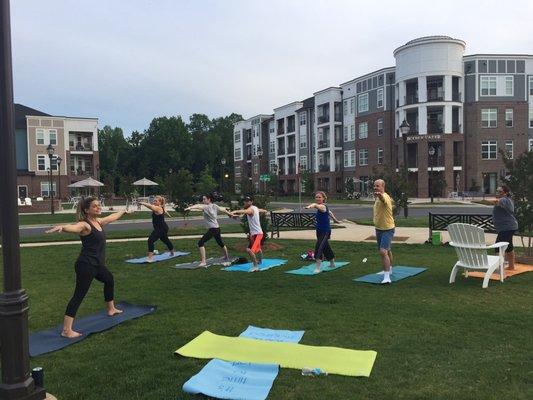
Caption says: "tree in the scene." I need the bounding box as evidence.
[196,166,218,195]
[98,126,131,195]
[372,165,409,217]
[345,177,356,199]
[300,169,314,196]
[173,168,195,219]
[502,150,533,256]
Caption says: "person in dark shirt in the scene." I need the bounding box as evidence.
[492,185,518,270]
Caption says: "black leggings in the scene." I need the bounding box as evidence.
[148,229,174,252]
[65,261,114,318]
[198,228,225,248]
[315,231,334,261]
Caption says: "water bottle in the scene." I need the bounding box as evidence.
[301,367,327,376]
[154,250,159,255]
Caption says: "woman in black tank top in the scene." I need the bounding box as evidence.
[139,195,174,262]
[46,196,132,338]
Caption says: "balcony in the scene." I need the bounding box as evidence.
[70,168,94,176]
[288,167,296,174]
[287,124,295,133]
[287,146,296,154]
[405,94,419,105]
[318,164,330,172]
[452,92,461,102]
[317,115,329,124]
[427,122,444,134]
[334,113,342,122]
[246,153,252,161]
[452,124,462,133]
[427,89,444,102]
[69,143,93,152]
[318,140,330,149]
[334,137,342,147]
[278,148,285,155]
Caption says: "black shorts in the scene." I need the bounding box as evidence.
[495,230,514,253]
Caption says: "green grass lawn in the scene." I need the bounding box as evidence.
[2,239,531,399]
[351,217,429,228]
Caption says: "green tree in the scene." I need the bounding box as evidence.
[300,169,314,196]
[98,126,131,195]
[196,166,218,195]
[373,165,409,217]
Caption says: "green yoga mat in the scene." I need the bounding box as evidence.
[176,331,377,377]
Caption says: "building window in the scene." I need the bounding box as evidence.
[481,140,497,160]
[529,76,533,96]
[377,148,384,164]
[505,140,513,159]
[505,109,513,127]
[504,76,514,96]
[529,139,533,152]
[481,109,497,128]
[299,113,306,126]
[350,98,355,114]
[300,156,308,171]
[377,118,384,136]
[234,148,241,160]
[234,132,241,143]
[50,156,58,171]
[36,129,45,145]
[37,155,46,171]
[359,149,368,166]
[358,122,368,139]
[40,182,56,198]
[48,129,57,145]
[350,125,355,141]
[377,88,384,108]
[529,110,533,128]
[270,141,275,153]
[480,76,497,96]
[350,150,356,166]
[343,151,356,167]
[343,126,349,142]
[358,93,368,113]
[299,131,307,148]
[343,151,349,167]
[253,163,258,174]
[343,101,348,115]
[269,160,276,173]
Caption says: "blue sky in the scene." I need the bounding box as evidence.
[11,0,533,134]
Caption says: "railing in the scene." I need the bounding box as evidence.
[405,94,419,105]
[70,144,93,151]
[452,123,461,133]
[318,140,330,149]
[287,146,295,154]
[428,213,495,243]
[278,148,285,155]
[334,138,342,147]
[318,164,330,172]
[427,90,444,102]
[288,167,296,174]
[452,92,461,102]
[287,125,295,133]
[71,169,94,176]
[427,122,444,134]
[334,113,342,122]
[317,115,329,124]
[453,155,463,166]
[245,134,252,143]
[277,126,285,135]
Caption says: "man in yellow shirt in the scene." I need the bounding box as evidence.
[373,179,395,284]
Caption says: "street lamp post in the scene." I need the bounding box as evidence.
[272,164,279,200]
[0,1,47,398]
[56,156,62,207]
[399,119,411,217]
[256,147,263,193]
[220,158,226,193]
[428,146,436,203]
[47,143,55,214]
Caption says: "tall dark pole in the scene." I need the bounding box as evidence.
[49,166,54,214]
[0,1,47,398]
[56,157,62,206]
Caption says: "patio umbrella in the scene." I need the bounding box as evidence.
[133,177,159,197]
[68,177,104,196]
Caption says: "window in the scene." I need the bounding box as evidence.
[37,155,46,171]
[377,148,384,164]
[300,156,308,171]
[40,182,56,198]
[529,76,533,96]
[234,132,241,143]
[343,126,349,142]
[480,76,496,96]
[481,140,497,160]
[234,148,241,160]
[529,139,533,152]
[358,93,368,113]
[299,132,307,148]
[253,164,258,174]
[343,101,348,115]
[270,141,275,153]
[343,151,356,167]
[505,76,513,96]
[350,98,355,114]
[377,88,384,108]
[269,160,276,173]
[299,113,306,126]
[481,109,497,128]
[505,140,514,159]
[529,110,533,128]
[505,109,513,127]
[378,118,384,136]
[50,156,58,171]
[350,125,355,141]
[48,129,57,145]
[36,129,45,145]
[359,149,368,165]
[350,150,356,166]
[358,122,368,139]
[344,151,349,167]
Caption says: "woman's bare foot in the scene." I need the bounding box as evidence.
[107,307,123,317]
[198,261,207,268]
[169,251,175,256]
[250,266,259,272]
[61,330,82,338]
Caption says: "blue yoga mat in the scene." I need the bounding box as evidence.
[222,259,288,272]
[29,302,156,357]
[285,261,350,275]
[183,326,305,400]
[125,251,189,264]
[353,266,427,284]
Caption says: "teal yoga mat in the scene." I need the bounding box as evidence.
[353,266,427,284]
[222,259,288,272]
[285,261,350,275]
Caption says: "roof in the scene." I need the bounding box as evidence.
[339,66,395,86]
[14,104,50,129]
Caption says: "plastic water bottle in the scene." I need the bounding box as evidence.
[154,250,159,255]
[301,367,327,376]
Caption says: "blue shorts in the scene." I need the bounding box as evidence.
[376,228,395,250]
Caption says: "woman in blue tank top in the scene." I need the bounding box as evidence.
[305,191,341,273]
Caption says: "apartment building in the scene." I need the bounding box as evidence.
[233,36,533,197]
[15,104,99,199]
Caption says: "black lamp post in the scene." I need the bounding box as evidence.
[272,163,279,200]
[256,147,263,193]
[428,146,436,203]
[56,156,62,204]
[399,119,411,217]
[0,1,47,398]
[220,158,226,193]
[47,144,55,214]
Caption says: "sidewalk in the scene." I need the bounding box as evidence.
[18,220,525,248]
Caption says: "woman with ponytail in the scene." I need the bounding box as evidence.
[139,195,174,262]
[45,196,133,338]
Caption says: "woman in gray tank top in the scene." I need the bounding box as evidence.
[185,194,234,267]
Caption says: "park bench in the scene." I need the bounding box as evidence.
[428,212,494,243]
[270,211,316,238]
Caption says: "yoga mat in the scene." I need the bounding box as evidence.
[176,331,377,377]
[29,302,155,357]
[222,259,288,272]
[125,251,189,264]
[285,261,350,275]
[466,263,533,281]
[183,326,305,400]
[172,257,238,270]
[353,266,427,284]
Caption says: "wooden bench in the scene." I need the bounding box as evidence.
[270,212,316,238]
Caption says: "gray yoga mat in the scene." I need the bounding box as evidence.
[172,257,238,270]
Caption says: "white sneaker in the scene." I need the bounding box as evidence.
[381,276,392,284]
[377,268,393,276]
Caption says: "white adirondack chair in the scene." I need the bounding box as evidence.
[17,198,24,206]
[447,223,509,289]
[24,197,32,206]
